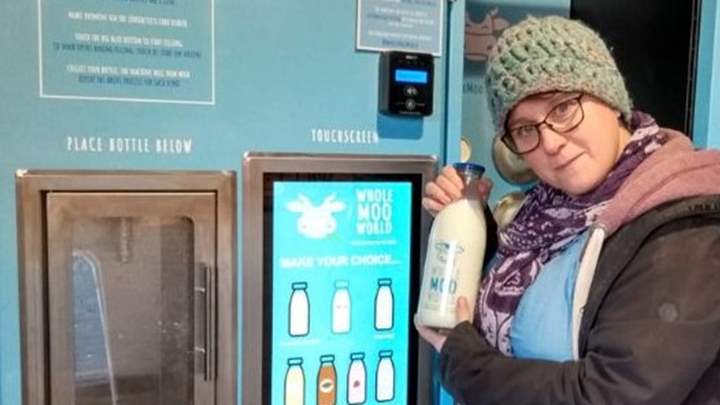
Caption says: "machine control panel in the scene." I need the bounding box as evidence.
[379,51,434,116]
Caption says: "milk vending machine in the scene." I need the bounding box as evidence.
[242,154,436,405]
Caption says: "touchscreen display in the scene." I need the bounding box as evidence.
[268,179,415,405]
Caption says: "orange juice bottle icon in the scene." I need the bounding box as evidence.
[316,354,336,405]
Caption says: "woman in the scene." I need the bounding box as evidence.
[416,15,720,404]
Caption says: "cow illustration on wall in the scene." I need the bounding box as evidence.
[465,8,510,62]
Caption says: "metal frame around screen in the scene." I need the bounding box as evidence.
[242,153,436,405]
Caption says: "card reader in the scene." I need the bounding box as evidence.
[379,51,434,116]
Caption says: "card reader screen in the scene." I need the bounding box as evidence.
[394,69,428,84]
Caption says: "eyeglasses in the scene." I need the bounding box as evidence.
[502,94,585,155]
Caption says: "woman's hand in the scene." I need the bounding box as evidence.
[422,165,493,216]
[414,296,473,353]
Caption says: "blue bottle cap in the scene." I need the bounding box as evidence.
[377,278,392,286]
[453,162,485,176]
[287,357,303,366]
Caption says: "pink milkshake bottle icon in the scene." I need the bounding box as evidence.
[347,352,366,404]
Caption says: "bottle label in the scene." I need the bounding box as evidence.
[422,240,463,312]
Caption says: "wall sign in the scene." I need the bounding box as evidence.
[356,0,444,56]
[39,0,215,104]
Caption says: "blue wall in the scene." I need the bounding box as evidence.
[693,0,720,149]
[0,1,465,403]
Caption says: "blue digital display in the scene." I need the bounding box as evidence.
[271,181,413,405]
[394,69,428,84]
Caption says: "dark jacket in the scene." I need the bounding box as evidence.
[439,195,720,404]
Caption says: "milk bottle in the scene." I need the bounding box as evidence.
[375,350,395,402]
[289,282,309,337]
[285,357,305,405]
[316,354,336,405]
[417,163,487,329]
[374,278,394,331]
[332,280,350,334]
[347,352,366,404]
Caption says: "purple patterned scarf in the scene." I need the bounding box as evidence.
[477,112,666,355]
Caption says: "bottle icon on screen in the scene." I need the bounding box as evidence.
[332,280,351,334]
[347,352,366,404]
[285,357,305,405]
[317,354,337,405]
[376,350,395,402]
[374,278,394,331]
[289,282,309,337]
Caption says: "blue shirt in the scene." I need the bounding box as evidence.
[510,231,589,361]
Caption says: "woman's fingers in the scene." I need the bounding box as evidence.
[414,314,447,353]
[476,176,494,202]
[436,173,463,201]
[455,296,472,322]
[423,166,465,216]
[424,165,494,215]
[440,165,465,192]
[421,196,445,216]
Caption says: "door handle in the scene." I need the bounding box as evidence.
[195,263,216,381]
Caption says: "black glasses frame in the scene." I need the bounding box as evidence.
[501,94,585,155]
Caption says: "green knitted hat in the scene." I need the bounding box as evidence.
[485,15,632,135]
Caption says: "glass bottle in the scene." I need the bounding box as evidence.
[416,163,487,329]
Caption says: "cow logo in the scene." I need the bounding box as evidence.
[287,193,346,239]
[465,8,510,62]
[434,241,464,264]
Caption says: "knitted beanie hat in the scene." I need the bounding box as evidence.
[485,15,632,135]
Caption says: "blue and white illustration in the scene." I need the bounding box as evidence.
[376,350,395,402]
[271,180,413,405]
[331,281,351,334]
[374,278,394,331]
[288,282,310,337]
[286,194,347,240]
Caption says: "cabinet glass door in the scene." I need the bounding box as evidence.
[46,192,217,405]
